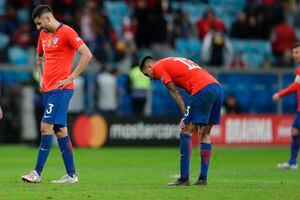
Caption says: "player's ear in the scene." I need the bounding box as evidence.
[44,15,51,23]
[47,16,51,23]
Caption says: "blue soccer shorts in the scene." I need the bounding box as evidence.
[183,83,224,125]
[292,112,300,130]
[42,89,74,127]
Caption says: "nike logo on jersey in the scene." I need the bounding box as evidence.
[44,115,51,118]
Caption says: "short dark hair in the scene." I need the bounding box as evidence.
[293,42,300,49]
[32,4,53,19]
[139,55,153,71]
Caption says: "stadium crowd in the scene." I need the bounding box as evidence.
[0,0,299,69]
[0,0,299,119]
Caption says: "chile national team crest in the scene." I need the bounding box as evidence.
[53,37,59,45]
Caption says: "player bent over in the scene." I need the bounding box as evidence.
[139,56,223,186]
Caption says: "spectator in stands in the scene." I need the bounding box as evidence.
[230,11,249,39]
[133,0,168,48]
[96,67,119,115]
[0,5,17,36]
[246,15,263,39]
[51,0,79,26]
[78,0,118,64]
[79,1,97,51]
[244,0,277,39]
[281,0,297,26]
[223,94,242,114]
[201,26,233,67]
[129,64,151,115]
[260,56,273,69]
[271,14,297,67]
[227,52,248,69]
[196,8,226,40]
[171,9,195,42]
[123,15,136,44]
[12,23,31,47]
[292,0,300,28]
[282,49,294,67]
[94,12,118,64]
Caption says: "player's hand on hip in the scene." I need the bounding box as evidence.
[272,93,280,101]
[39,78,43,89]
[56,76,73,89]
[0,107,3,120]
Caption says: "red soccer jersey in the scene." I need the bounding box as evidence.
[37,24,84,92]
[152,57,219,95]
[278,67,300,111]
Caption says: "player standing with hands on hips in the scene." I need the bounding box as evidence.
[139,56,224,186]
[273,42,300,170]
[22,5,92,183]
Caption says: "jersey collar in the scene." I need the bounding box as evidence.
[55,22,63,33]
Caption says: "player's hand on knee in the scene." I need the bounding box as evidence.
[179,118,185,131]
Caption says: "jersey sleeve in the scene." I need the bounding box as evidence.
[153,64,172,85]
[65,28,85,50]
[278,68,300,97]
[36,32,43,55]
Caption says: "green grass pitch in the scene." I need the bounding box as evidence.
[0,145,300,200]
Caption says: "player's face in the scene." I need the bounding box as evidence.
[293,47,300,63]
[34,15,50,33]
[142,65,156,80]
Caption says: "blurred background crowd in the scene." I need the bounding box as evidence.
[0,0,299,138]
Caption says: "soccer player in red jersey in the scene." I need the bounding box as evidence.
[273,42,300,170]
[22,5,92,183]
[140,56,224,186]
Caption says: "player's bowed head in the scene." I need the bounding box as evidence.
[139,55,158,80]
[32,4,58,33]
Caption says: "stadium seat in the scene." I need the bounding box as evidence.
[8,46,29,65]
[104,1,130,37]
[231,39,271,55]
[242,52,264,69]
[231,39,272,69]
[3,46,31,82]
[209,0,245,16]
[16,8,30,24]
[0,33,9,50]
[175,37,202,64]
[172,2,207,23]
